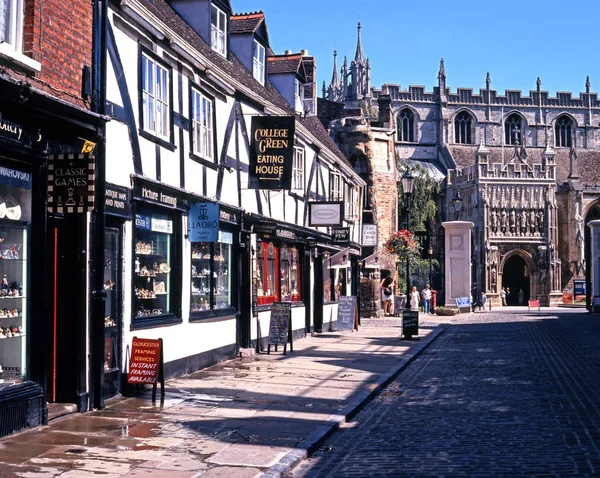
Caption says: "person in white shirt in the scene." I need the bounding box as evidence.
[421,284,432,314]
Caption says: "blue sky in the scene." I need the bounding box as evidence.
[232,0,600,97]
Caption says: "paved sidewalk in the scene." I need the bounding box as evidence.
[0,316,448,478]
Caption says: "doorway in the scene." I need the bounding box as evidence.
[502,254,530,305]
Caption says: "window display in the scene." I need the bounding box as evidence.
[104,229,119,372]
[134,208,177,320]
[191,230,233,314]
[255,241,301,305]
[323,263,346,303]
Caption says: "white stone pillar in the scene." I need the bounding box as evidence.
[588,220,600,312]
[442,221,474,307]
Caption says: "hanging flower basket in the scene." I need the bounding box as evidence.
[384,230,420,260]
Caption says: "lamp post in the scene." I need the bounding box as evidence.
[401,168,414,310]
[428,245,433,287]
[452,191,463,220]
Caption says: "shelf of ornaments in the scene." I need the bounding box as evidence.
[136,272,169,278]
[0,333,24,340]
[0,296,24,300]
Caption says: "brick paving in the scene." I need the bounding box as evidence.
[292,309,600,477]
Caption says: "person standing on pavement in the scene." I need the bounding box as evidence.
[421,284,432,314]
[480,291,487,311]
[410,286,420,311]
[501,287,507,306]
[380,275,395,316]
[518,288,524,305]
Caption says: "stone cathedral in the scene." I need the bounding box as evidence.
[320,24,600,308]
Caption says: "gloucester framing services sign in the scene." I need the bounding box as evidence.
[128,337,162,384]
[248,116,295,190]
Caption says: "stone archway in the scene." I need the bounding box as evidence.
[500,250,535,305]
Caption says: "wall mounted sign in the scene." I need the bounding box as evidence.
[133,180,186,211]
[105,183,131,218]
[331,227,350,245]
[308,201,343,227]
[253,223,276,236]
[135,214,173,234]
[362,224,378,246]
[47,153,95,214]
[248,116,295,190]
[276,228,296,241]
[0,110,45,150]
[188,202,220,242]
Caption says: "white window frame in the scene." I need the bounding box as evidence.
[345,184,358,220]
[330,172,343,201]
[294,78,303,112]
[141,52,170,140]
[252,40,265,84]
[0,0,22,51]
[191,88,214,161]
[211,4,227,57]
[292,147,304,192]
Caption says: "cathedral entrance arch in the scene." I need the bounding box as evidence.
[501,252,532,306]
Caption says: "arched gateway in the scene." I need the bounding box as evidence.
[501,251,535,306]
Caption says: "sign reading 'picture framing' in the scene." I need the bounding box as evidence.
[249,116,295,190]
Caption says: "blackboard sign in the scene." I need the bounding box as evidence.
[252,278,258,318]
[268,302,292,354]
[402,310,419,338]
[336,296,358,331]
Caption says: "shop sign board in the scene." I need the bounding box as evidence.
[402,310,419,338]
[362,224,378,246]
[308,201,343,227]
[276,228,295,240]
[47,153,95,214]
[128,337,165,402]
[105,183,131,218]
[253,223,276,236]
[336,295,358,331]
[456,296,471,313]
[0,110,45,150]
[332,227,350,245]
[133,181,181,210]
[248,116,295,190]
[268,302,293,354]
[574,280,586,296]
[252,277,258,318]
[188,202,219,242]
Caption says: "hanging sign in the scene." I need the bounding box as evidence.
[362,224,378,246]
[248,116,295,190]
[188,202,219,242]
[308,201,343,226]
[329,248,350,269]
[47,153,95,214]
[363,252,381,269]
[331,227,350,245]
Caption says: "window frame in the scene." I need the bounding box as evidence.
[291,147,305,193]
[454,111,473,144]
[255,241,302,306]
[397,108,415,142]
[0,0,22,51]
[210,3,228,57]
[505,113,523,145]
[252,39,266,84]
[329,171,343,202]
[344,183,358,221]
[140,49,172,143]
[555,115,573,148]
[190,85,217,164]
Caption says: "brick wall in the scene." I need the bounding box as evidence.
[20,0,93,109]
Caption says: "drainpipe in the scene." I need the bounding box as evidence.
[90,0,108,410]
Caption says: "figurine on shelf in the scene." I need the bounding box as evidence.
[1,275,7,296]
[135,257,140,273]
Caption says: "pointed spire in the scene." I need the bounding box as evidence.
[438,58,446,79]
[322,81,326,99]
[331,49,339,86]
[586,75,591,93]
[354,22,364,63]
[536,77,541,91]
[485,72,491,89]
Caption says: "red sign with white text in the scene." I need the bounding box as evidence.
[128,338,161,384]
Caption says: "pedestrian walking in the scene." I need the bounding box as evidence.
[501,287,507,306]
[421,284,432,314]
[518,288,524,306]
[480,291,487,311]
[410,286,420,312]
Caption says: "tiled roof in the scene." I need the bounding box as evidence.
[268,54,303,76]
[447,145,600,186]
[138,0,292,113]
[298,116,353,170]
[230,12,264,34]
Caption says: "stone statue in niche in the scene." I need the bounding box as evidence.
[537,210,544,234]
[501,209,508,234]
[509,209,516,234]
[491,210,498,233]
[520,209,528,234]
[530,209,537,234]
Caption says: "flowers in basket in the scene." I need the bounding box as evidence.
[384,229,421,259]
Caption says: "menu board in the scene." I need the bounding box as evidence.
[268,302,292,346]
[336,296,358,331]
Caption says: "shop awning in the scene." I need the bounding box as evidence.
[363,251,381,269]
[328,248,350,269]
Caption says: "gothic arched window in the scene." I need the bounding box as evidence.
[505,113,523,145]
[454,111,473,144]
[397,108,415,142]
[555,115,573,148]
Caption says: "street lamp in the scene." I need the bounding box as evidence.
[401,168,414,310]
[452,191,463,220]
[428,245,433,287]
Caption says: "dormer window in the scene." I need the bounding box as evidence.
[253,40,265,84]
[211,4,227,56]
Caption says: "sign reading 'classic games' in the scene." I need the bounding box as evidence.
[248,116,295,190]
[47,153,95,214]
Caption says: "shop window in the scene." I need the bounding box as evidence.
[253,40,265,84]
[191,87,215,162]
[323,262,346,303]
[211,4,227,57]
[191,230,233,314]
[134,207,178,321]
[255,241,301,305]
[141,52,170,140]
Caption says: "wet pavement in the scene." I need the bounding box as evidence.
[0,314,448,478]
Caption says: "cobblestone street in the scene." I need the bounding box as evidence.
[292,309,600,477]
